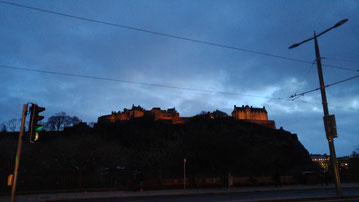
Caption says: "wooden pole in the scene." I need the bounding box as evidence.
[11,104,27,202]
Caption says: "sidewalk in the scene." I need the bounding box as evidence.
[1,183,359,202]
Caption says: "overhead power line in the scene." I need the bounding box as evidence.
[1,65,358,111]
[0,65,283,99]
[290,74,359,98]
[326,57,359,64]
[293,63,316,95]
[0,1,358,73]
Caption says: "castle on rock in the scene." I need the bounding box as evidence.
[98,104,276,129]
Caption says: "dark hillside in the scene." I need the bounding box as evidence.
[0,117,314,191]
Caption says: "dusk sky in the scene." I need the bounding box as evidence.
[0,0,358,156]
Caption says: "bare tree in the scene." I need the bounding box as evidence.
[72,116,81,125]
[0,122,6,133]
[47,112,72,131]
[7,118,20,132]
[46,112,82,131]
[46,118,57,131]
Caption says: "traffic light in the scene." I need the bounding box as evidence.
[28,104,45,143]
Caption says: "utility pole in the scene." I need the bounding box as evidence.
[11,104,28,202]
[289,19,348,197]
[313,32,342,197]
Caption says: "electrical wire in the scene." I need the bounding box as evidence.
[290,74,359,98]
[0,65,285,99]
[1,65,358,111]
[0,1,358,73]
[325,57,359,64]
[293,63,316,95]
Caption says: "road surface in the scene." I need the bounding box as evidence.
[62,187,359,202]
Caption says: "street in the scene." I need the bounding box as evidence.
[61,187,359,202]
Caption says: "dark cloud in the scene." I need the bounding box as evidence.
[1,0,358,156]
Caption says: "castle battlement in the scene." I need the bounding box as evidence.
[98,105,181,124]
[232,105,268,121]
[98,105,276,129]
[231,105,275,129]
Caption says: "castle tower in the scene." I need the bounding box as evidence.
[232,105,268,121]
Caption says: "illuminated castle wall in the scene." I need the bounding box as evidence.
[98,105,183,124]
[232,105,268,120]
[98,104,276,129]
[232,105,275,129]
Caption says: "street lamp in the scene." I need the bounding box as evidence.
[184,157,187,190]
[289,19,348,197]
[289,19,348,49]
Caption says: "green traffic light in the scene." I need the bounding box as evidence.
[35,125,44,131]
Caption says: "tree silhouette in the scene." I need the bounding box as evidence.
[46,112,82,131]
[354,145,359,155]
[0,122,6,133]
[7,118,20,132]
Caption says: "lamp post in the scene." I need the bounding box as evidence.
[289,19,348,197]
[184,158,186,190]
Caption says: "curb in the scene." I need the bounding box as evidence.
[41,184,359,202]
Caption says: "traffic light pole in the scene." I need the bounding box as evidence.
[314,33,342,197]
[11,104,28,202]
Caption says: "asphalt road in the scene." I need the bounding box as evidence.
[64,187,359,202]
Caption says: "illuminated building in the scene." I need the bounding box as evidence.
[98,105,183,124]
[232,105,276,129]
[311,154,330,172]
[98,104,276,128]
